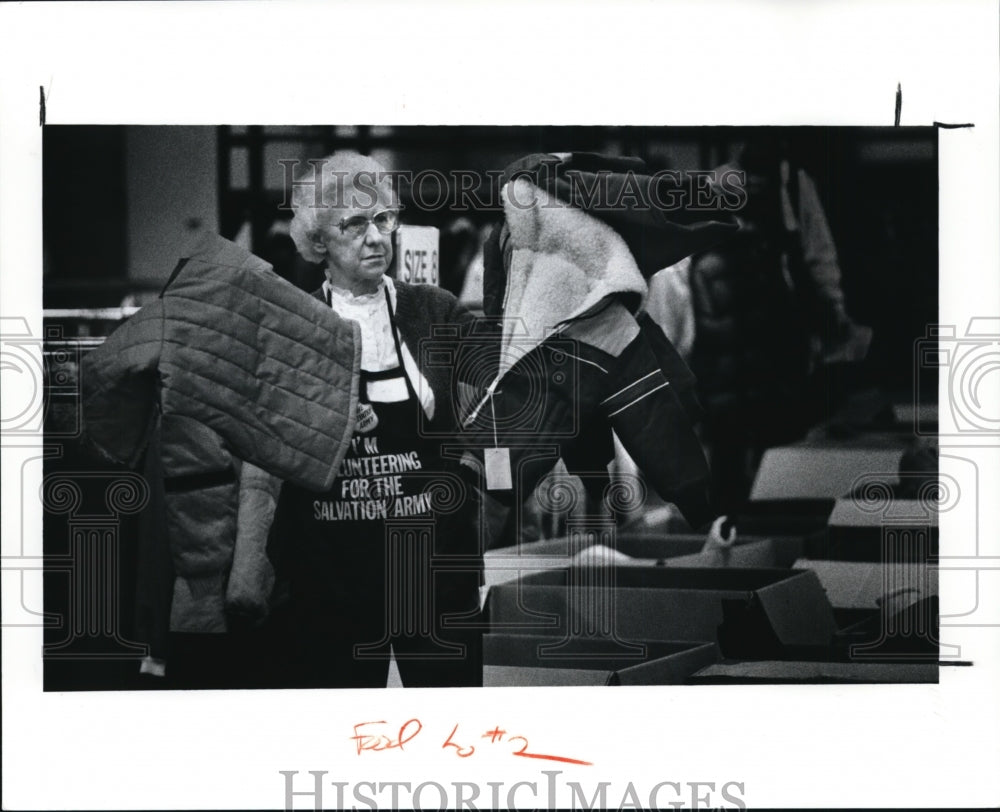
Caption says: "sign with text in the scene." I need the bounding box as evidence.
[395,225,439,286]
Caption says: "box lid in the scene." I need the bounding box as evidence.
[484,635,720,687]
[689,660,938,684]
[751,447,903,500]
[487,567,838,651]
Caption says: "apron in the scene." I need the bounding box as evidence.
[282,288,447,587]
[276,287,482,686]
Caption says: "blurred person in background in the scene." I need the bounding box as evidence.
[439,216,483,298]
[257,218,325,292]
[689,134,871,513]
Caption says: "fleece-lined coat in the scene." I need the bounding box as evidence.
[81,234,361,647]
[470,170,730,529]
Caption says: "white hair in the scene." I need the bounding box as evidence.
[288,151,395,263]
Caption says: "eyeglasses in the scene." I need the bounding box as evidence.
[337,210,399,237]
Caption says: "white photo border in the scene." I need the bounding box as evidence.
[2,1,999,809]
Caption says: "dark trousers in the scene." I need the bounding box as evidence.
[287,588,483,688]
[163,626,287,690]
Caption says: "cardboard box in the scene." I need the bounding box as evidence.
[687,660,938,684]
[733,498,835,538]
[750,446,903,500]
[814,498,939,561]
[484,534,802,587]
[794,559,939,660]
[793,559,938,610]
[828,498,939,528]
[483,634,720,686]
[804,529,939,563]
[483,534,701,588]
[831,597,940,661]
[892,402,937,428]
[660,538,802,569]
[486,567,839,658]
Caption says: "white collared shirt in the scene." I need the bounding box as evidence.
[322,275,436,419]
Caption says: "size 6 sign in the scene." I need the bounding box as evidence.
[396,225,439,286]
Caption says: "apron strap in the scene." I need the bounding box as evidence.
[384,285,420,404]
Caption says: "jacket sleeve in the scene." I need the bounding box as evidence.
[225,462,282,621]
[80,303,164,468]
[598,318,713,530]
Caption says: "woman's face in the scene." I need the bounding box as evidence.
[320,188,395,292]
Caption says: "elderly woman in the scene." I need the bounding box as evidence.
[271,152,483,688]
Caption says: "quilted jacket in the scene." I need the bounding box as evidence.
[81,234,361,645]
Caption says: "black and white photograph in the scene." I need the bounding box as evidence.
[39,124,941,692]
[3,2,999,810]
